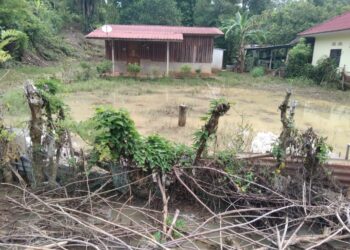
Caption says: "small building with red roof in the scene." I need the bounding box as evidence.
[86,24,223,76]
[299,11,350,72]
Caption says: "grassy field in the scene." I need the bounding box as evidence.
[1,63,350,156]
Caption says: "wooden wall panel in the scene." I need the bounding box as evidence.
[105,36,214,63]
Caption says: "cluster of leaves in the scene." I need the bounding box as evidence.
[250,66,265,78]
[310,57,340,85]
[77,62,95,81]
[0,29,28,62]
[193,98,227,150]
[96,60,112,76]
[90,107,193,173]
[127,63,141,79]
[0,0,74,61]
[36,78,65,114]
[286,40,340,86]
[259,0,350,45]
[286,39,313,78]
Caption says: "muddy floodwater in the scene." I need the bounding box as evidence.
[65,84,350,157]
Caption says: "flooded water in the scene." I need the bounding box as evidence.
[64,84,350,157]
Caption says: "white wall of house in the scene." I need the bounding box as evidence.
[311,30,350,73]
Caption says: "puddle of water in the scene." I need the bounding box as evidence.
[64,85,350,156]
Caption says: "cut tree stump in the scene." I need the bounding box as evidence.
[178,104,188,127]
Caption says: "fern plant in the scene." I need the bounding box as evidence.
[1,29,28,60]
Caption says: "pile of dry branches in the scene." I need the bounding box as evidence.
[1,163,350,250]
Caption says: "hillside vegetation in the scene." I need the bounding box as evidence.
[0,0,349,66]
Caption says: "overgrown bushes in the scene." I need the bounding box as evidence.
[90,107,192,173]
[250,66,265,77]
[96,60,112,76]
[286,39,312,78]
[310,57,339,85]
[286,39,340,87]
[127,63,141,79]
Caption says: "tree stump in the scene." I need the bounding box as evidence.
[24,80,45,186]
[178,104,188,127]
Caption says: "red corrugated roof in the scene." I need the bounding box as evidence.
[86,24,223,41]
[299,11,350,36]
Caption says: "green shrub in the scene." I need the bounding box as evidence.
[180,64,192,77]
[286,38,312,78]
[250,67,265,77]
[96,60,112,76]
[127,63,141,78]
[1,29,28,60]
[310,57,339,85]
[77,62,94,81]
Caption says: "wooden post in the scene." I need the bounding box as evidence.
[346,144,350,160]
[166,41,170,76]
[269,50,273,70]
[178,104,188,127]
[111,40,115,74]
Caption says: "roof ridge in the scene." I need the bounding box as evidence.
[106,24,220,30]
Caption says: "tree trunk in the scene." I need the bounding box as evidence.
[24,81,45,187]
[194,102,230,164]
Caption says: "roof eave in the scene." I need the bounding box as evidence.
[85,36,184,42]
[299,28,350,37]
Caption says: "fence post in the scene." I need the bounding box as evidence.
[346,144,350,160]
[178,104,188,127]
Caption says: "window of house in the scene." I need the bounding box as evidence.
[330,49,342,67]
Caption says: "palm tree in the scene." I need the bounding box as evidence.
[222,12,264,73]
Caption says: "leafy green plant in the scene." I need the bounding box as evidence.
[90,107,191,173]
[134,135,177,172]
[96,60,112,76]
[180,65,192,77]
[165,216,186,238]
[250,66,265,78]
[193,98,229,150]
[36,78,65,114]
[77,62,94,81]
[310,57,339,85]
[1,29,28,60]
[92,107,141,163]
[127,63,141,79]
[286,38,312,78]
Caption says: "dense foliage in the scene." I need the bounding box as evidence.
[90,107,193,173]
[285,39,312,78]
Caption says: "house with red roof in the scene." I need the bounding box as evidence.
[86,25,223,76]
[299,11,350,73]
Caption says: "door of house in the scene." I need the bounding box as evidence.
[127,43,140,65]
[330,49,342,67]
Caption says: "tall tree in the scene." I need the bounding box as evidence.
[176,0,196,26]
[242,0,274,15]
[120,0,181,25]
[222,12,263,72]
[260,0,350,44]
[193,0,240,27]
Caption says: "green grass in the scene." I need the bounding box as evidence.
[0,88,29,117]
